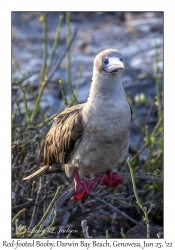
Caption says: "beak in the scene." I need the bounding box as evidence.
[104,56,124,73]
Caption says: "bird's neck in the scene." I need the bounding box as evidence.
[87,73,125,104]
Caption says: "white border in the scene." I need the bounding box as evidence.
[0,1,174,248]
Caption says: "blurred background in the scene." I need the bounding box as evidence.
[12,12,163,239]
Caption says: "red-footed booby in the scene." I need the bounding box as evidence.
[23,49,131,201]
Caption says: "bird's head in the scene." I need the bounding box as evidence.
[93,49,124,77]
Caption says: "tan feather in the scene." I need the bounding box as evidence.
[23,165,49,180]
[23,103,84,180]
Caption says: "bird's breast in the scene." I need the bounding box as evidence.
[66,96,131,176]
[82,98,131,141]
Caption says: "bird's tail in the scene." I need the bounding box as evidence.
[23,165,49,180]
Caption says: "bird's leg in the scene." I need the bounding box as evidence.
[73,170,98,201]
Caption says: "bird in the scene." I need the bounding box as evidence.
[23,48,131,201]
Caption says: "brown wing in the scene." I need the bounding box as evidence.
[44,103,84,166]
[23,103,84,181]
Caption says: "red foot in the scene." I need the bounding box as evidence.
[72,170,122,201]
[97,169,122,188]
[73,171,98,201]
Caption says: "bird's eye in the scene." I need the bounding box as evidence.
[119,55,123,62]
[102,58,109,66]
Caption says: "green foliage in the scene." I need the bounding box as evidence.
[28,186,62,238]
[128,159,152,238]
[12,12,80,239]
[123,44,163,238]
[135,93,147,104]
[120,228,126,239]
